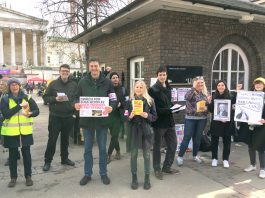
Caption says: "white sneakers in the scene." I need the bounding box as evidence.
[259,170,265,179]
[244,165,256,172]
[176,156,183,166]
[223,160,229,168]
[193,156,202,163]
[212,159,218,167]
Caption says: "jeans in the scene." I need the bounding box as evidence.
[178,118,207,157]
[44,115,74,163]
[211,135,231,161]
[131,147,150,175]
[83,127,108,177]
[9,146,31,178]
[153,127,176,171]
[248,145,265,169]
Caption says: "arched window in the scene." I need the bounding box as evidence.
[130,56,144,92]
[211,44,249,91]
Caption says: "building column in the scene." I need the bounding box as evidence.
[0,28,4,66]
[10,28,16,66]
[22,30,27,67]
[32,31,38,66]
[42,33,47,66]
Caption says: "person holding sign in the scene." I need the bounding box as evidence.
[238,77,265,179]
[42,64,77,172]
[177,76,211,166]
[126,80,157,190]
[74,58,117,186]
[1,78,39,187]
[148,66,179,180]
[208,80,235,168]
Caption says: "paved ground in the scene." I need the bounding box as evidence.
[0,93,265,198]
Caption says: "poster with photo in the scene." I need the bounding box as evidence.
[175,124,192,152]
[234,91,264,124]
[213,99,231,122]
[177,88,191,101]
[79,97,109,117]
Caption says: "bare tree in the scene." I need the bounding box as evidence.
[39,0,129,73]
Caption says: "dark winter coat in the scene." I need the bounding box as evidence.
[208,92,236,137]
[1,91,39,148]
[148,81,174,128]
[75,72,117,130]
[126,98,157,150]
[43,77,77,118]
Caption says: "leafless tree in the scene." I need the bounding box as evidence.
[39,0,129,73]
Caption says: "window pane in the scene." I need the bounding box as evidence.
[231,50,238,71]
[135,62,140,78]
[213,55,220,70]
[220,72,227,82]
[141,61,144,77]
[231,72,237,90]
[239,56,244,71]
[239,72,244,84]
[221,49,228,70]
[212,72,219,89]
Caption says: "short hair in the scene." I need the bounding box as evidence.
[60,64,70,70]
[156,66,167,76]
[88,57,100,65]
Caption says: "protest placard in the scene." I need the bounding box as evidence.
[213,99,231,122]
[79,97,109,117]
[175,124,192,152]
[132,100,143,115]
[177,88,191,101]
[234,91,264,124]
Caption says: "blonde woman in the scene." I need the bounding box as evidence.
[126,80,157,190]
[177,76,211,166]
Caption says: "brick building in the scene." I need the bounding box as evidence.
[71,0,265,93]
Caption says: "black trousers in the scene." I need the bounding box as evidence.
[9,146,31,178]
[108,117,122,155]
[44,115,74,163]
[248,145,265,169]
[153,127,176,171]
[211,135,231,161]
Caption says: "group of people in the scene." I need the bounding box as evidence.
[1,58,265,190]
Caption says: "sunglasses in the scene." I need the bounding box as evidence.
[194,76,204,80]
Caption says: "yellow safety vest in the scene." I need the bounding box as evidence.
[1,96,33,136]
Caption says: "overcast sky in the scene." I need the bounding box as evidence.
[5,0,42,18]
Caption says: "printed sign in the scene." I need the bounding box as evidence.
[132,100,143,115]
[177,88,191,101]
[79,97,109,117]
[234,91,264,124]
[175,124,192,152]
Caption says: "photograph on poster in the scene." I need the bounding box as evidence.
[234,91,264,124]
[213,99,231,121]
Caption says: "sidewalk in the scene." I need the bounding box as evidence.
[0,93,265,198]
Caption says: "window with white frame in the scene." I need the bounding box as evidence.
[130,56,144,92]
[211,44,249,92]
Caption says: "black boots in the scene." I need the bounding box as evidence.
[144,174,151,190]
[131,174,138,190]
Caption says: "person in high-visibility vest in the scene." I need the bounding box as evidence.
[0,78,39,188]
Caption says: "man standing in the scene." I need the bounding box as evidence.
[148,66,179,180]
[107,72,129,163]
[75,58,117,186]
[42,64,77,171]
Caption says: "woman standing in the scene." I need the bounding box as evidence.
[177,76,210,166]
[238,77,265,178]
[0,78,39,187]
[208,80,235,168]
[126,80,157,190]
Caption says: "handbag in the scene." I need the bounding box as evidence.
[199,133,211,152]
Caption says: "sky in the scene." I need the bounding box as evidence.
[4,0,43,18]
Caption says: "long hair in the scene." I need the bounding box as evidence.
[130,80,153,106]
[193,77,208,96]
[214,80,230,98]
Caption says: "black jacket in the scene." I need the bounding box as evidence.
[43,77,77,117]
[148,81,174,128]
[75,72,117,130]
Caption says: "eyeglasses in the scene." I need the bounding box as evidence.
[60,70,70,73]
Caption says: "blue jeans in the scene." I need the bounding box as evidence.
[178,118,207,157]
[83,127,108,177]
